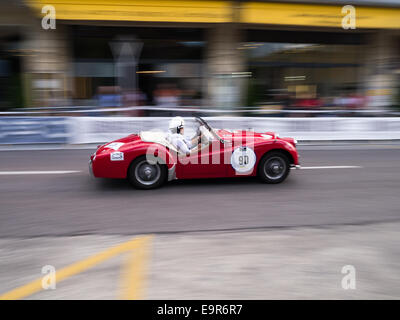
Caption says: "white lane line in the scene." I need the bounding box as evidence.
[0,170,81,175]
[297,166,362,170]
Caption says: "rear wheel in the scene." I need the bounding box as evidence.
[128,156,166,189]
[258,152,290,184]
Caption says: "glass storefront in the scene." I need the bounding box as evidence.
[71,26,205,114]
[243,30,368,113]
[245,43,364,110]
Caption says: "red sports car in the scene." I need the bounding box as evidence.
[89,117,300,189]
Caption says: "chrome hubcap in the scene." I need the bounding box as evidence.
[264,157,286,180]
[135,160,161,185]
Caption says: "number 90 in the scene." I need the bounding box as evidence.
[238,155,249,166]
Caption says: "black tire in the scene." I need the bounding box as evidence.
[258,151,290,184]
[128,156,167,189]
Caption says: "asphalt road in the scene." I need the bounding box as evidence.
[1,144,400,237]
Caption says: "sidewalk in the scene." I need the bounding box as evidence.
[148,222,400,299]
[1,221,399,299]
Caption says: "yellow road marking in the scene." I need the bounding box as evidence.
[120,236,152,300]
[0,235,151,300]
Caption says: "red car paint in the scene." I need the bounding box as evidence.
[90,124,299,181]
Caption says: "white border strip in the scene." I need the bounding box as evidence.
[299,166,362,169]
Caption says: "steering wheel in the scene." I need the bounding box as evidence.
[194,126,202,146]
[199,125,213,144]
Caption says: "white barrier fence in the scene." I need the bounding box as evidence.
[3,106,400,115]
[68,117,400,144]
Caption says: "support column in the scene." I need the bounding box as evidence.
[204,23,246,110]
[21,24,72,107]
[362,30,400,110]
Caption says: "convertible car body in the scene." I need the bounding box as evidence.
[89,117,300,189]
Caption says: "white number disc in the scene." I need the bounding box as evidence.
[230,146,256,173]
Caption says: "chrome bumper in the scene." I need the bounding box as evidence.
[291,164,301,169]
[168,164,176,181]
[88,160,94,176]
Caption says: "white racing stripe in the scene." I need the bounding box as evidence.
[0,170,81,175]
[297,166,362,170]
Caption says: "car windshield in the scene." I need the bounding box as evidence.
[194,117,222,142]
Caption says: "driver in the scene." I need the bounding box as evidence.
[167,116,201,156]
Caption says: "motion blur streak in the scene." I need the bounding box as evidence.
[0,147,399,237]
[1,0,400,300]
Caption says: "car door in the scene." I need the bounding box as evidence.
[222,135,259,178]
[176,138,228,179]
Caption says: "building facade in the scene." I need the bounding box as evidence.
[1,0,400,111]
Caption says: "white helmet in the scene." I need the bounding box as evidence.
[169,116,185,134]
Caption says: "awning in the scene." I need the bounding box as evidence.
[27,0,232,23]
[28,0,400,29]
[241,2,400,29]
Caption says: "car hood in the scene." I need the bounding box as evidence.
[216,129,277,140]
[216,129,296,147]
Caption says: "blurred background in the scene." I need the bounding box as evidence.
[2,0,400,300]
[1,0,400,118]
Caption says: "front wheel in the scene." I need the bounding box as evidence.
[128,156,167,189]
[258,152,290,184]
